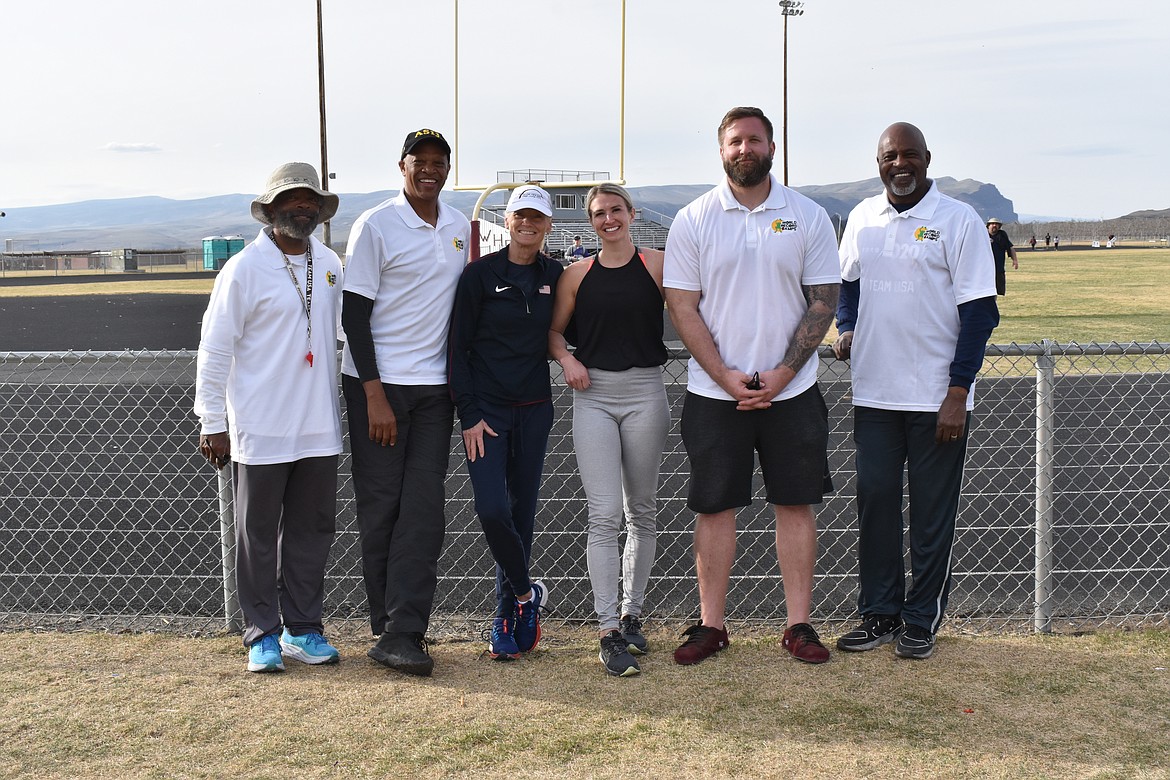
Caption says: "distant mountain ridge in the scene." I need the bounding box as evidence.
[2,177,1018,251]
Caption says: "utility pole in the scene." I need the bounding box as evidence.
[316,0,331,248]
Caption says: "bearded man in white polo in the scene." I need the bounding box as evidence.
[195,163,344,673]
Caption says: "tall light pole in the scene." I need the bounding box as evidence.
[316,0,332,248]
[779,0,804,186]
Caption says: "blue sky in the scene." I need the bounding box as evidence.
[2,0,1166,219]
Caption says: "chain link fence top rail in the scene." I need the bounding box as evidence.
[1,343,1167,636]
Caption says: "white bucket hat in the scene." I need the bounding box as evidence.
[250,162,339,225]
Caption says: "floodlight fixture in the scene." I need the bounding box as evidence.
[779,0,807,185]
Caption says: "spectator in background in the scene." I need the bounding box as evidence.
[1029,235,1037,251]
[549,183,670,677]
[194,162,344,674]
[567,235,588,261]
[1054,235,1060,250]
[448,184,562,662]
[341,128,470,678]
[833,122,999,661]
[986,217,1018,295]
[664,106,840,668]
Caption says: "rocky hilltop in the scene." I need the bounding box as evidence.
[2,176,1017,251]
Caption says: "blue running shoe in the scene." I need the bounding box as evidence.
[514,580,550,653]
[247,634,285,673]
[280,630,340,665]
[489,616,520,661]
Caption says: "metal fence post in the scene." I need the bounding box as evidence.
[1034,340,1056,633]
[217,467,242,633]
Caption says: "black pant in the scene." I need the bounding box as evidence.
[343,375,454,636]
[464,400,554,618]
[852,406,969,633]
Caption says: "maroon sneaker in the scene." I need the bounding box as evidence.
[783,622,830,664]
[673,622,730,665]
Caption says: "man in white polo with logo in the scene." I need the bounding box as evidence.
[195,162,344,673]
[833,122,999,660]
[664,106,840,667]
[341,128,470,677]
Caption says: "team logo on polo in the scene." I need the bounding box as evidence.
[914,226,941,242]
[325,271,337,286]
[771,219,798,233]
[453,237,465,251]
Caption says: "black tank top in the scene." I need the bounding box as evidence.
[572,248,668,371]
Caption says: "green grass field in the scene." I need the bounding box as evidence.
[995,248,1169,343]
[5,248,1167,344]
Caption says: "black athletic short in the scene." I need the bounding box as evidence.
[680,384,832,513]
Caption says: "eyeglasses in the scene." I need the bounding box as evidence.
[746,372,761,390]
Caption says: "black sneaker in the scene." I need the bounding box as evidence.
[599,630,641,677]
[368,631,434,676]
[836,614,903,652]
[894,624,935,659]
[619,615,648,655]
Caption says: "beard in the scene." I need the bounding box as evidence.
[723,153,773,188]
[271,209,319,242]
[889,178,918,198]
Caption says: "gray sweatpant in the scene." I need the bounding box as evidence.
[232,455,338,646]
[571,366,670,633]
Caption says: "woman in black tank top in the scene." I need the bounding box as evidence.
[549,184,671,677]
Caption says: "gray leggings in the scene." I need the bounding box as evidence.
[572,366,670,632]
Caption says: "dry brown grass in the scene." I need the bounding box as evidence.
[0,277,214,298]
[3,626,1168,779]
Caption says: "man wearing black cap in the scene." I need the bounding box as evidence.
[341,129,471,676]
[195,162,344,673]
[567,235,587,260]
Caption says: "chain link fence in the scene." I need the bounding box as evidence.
[2,343,1167,637]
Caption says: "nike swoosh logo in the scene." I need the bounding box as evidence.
[495,285,512,293]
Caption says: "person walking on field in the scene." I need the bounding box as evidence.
[664,106,840,667]
[341,128,471,677]
[549,183,670,677]
[195,162,344,673]
[833,122,999,660]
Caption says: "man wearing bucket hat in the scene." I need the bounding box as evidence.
[194,162,344,673]
[341,128,471,677]
[986,217,1018,296]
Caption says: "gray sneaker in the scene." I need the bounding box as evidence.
[599,630,641,677]
[836,614,903,652]
[894,624,935,659]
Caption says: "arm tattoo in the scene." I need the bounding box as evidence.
[782,283,840,374]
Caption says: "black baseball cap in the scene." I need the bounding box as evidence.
[401,128,452,160]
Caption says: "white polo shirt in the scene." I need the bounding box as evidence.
[341,193,471,384]
[195,228,344,465]
[664,174,840,401]
[839,182,997,412]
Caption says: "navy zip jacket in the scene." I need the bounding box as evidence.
[447,247,563,429]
